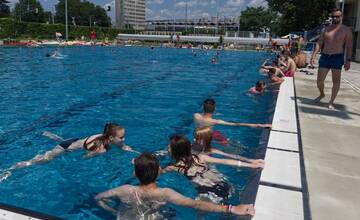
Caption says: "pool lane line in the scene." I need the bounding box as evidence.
[0,71,180,146]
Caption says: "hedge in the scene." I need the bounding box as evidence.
[0,18,135,40]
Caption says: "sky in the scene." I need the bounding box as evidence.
[7,0,268,24]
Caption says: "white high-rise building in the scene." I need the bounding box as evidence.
[115,0,145,30]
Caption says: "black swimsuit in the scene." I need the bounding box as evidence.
[59,138,80,150]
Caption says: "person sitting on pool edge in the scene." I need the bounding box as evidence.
[7,123,136,170]
[248,80,266,94]
[95,152,255,218]
[193,99,272,145]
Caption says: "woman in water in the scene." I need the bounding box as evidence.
[5,123,136,171]
[193,126,264,165]
[162,135,263,202]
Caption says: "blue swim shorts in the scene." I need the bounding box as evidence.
[318,53,344,70]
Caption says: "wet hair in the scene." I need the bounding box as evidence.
[203,99,215,113]
[194,127,213,152]
[46,53,51,57]
[272,60,279,67]
[269,68,276,75]
[84,122,123,151]
[134,152,159,185]
[256,80,265,88]
[169,135,206,176]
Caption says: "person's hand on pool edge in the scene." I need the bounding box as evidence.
[256,123,272,129]
[232,204,255,216]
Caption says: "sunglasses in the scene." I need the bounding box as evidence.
[332,15,341,18]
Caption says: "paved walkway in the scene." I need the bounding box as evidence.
[294,63,360,220]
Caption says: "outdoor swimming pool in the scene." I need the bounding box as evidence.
[0,46,275,219]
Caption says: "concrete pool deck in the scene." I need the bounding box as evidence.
[255,63,360,220]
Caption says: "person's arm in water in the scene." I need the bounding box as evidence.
[199,154,264,169]
[95,186,129,216]
[212,118,271,128]
[310,30,325,67]
[344,28,353,71]
[163,188,255,216]
[261,59,270,68]
[209,148,259,163]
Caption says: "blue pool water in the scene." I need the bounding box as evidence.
[0,46,275,219]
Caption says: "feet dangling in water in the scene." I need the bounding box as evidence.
[314,94,325,103]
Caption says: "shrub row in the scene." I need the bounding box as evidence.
[0,18,135,40]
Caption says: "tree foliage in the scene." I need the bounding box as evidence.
[0,0,10,17]
[267,0,336,35]
[13,0,45,22]
[55,0,111,27]
[240,6,278,32]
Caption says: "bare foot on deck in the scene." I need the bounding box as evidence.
[314,94,325,103]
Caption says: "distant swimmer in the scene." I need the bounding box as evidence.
[95,152,255,218]
[46,49,63,58]
[1,123,137,177]
[248,81,266,94]
[192,49,197,57]
[210,56,217,64]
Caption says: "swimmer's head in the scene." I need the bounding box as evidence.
[46,53,51,57]
[102,123,125,146]
[203,99,215,113]
[272,60,278,67]
[283,50,291,59]
[168,135,192,161]
[256,80,266,92]
[194,127,213,152]
[134,153,159,185]
[269,68,276,75]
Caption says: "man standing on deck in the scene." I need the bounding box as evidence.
[310,8,353,109]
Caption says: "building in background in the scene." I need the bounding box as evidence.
[336,0,359,61]
[115,0,145,30]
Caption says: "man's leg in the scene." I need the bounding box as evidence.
[315,68,330,102]
[328,68,342,109]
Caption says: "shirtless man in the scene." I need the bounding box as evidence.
[95,153,255,218]
[310,9,353,109]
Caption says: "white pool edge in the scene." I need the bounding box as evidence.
[253,77,309,220]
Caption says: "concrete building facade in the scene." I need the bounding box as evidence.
[337,0,360,61]
[115,0,145,30]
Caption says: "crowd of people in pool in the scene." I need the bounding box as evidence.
[1,98,271,218]
[248,46,304,95]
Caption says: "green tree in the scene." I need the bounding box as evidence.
[0,0,10,17]
[13,0,45,22]
[240,6,278,32]
[55,0,111,27]
[267,0,335,35]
